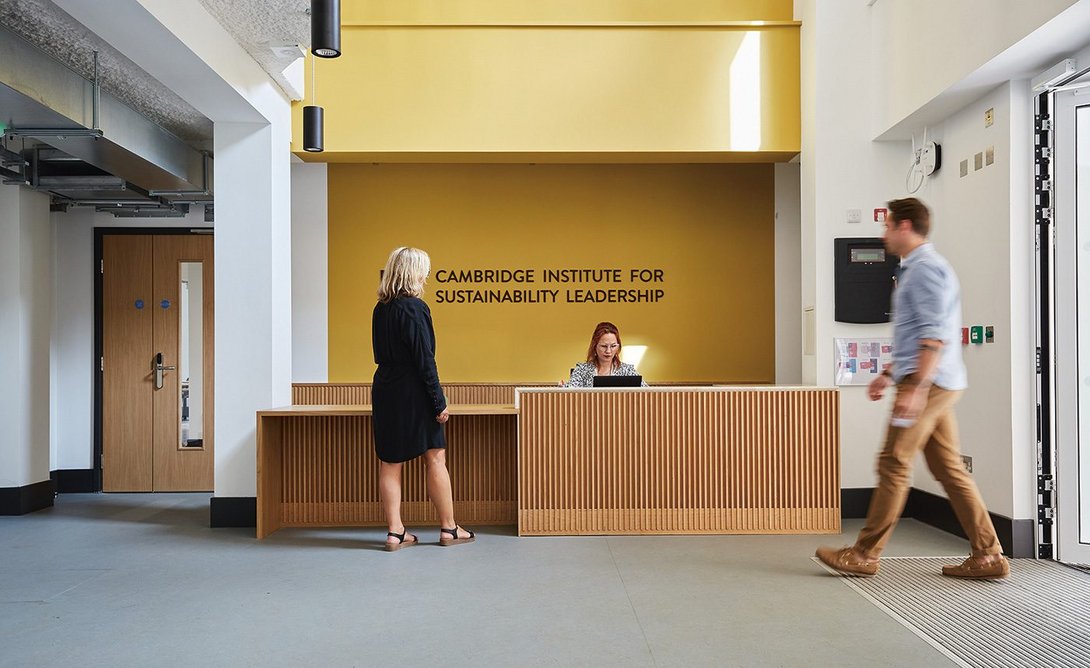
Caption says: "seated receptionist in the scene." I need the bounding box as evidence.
[565,321,647,387]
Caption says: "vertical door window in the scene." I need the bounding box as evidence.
[180,261,204,448]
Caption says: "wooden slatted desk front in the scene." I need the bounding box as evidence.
[256,404,516,539]
[515,387,841,536]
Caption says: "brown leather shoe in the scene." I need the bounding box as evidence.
[942,555,1010,580]
[815,546,879,577]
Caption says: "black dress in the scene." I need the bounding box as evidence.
[372,296,447,463]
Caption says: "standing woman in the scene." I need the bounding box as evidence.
[372,247,474,550]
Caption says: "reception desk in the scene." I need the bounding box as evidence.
[257,384,839,538]
[516,387,840,535]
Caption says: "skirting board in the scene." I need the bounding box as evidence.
[842,487,1035,558]
[0,480,55,515]
[51,469,97,493]
[210,497,257,528]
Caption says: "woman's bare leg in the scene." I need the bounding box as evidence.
[423,449,455,528]
[379,461,407,545]
[423,449,471,539]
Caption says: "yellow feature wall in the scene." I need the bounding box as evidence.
[328,163,775,383]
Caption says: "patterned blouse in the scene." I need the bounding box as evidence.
[565,361,647,387]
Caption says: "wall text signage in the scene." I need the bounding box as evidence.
[432,267,666,304]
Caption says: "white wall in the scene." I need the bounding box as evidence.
[798,0,911,488]
[869,0,1079,136]
[290,162,328,383]
[903,81,1037,519]
[775,163,802,384]
[0,185,52,488]
[51,211,93,470]
[799,0,1076,521]
[214,119,293,498]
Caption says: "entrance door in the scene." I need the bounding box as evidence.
[102,233,214,492]
[1053,88,1090,564]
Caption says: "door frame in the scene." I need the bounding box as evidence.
[93,227,214,491]
[1051,86,1090,564]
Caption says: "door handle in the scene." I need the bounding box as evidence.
[154,352,177,390]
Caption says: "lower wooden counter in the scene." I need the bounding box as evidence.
[516,387,840,536]
[257,404,516,538]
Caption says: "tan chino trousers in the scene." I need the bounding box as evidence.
[855,383,1002,558]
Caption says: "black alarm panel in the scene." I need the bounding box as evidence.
[834,237,900,324]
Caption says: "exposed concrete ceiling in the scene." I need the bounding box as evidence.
[198,0,311,102]
[0,0,313,216]
[0,0,310,151]
[0,0,212,147]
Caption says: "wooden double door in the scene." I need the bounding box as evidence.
[102,233,214,491]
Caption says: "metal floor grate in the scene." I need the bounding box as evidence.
[814,556,1090,668]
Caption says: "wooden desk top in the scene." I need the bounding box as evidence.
[258,404,517,417]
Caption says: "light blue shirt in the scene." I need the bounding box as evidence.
[890,242,967,391]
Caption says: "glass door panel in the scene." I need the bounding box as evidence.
[179,261,204,448]
[1054,90,1090,564]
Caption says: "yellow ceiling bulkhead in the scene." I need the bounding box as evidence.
[292,0,800,161]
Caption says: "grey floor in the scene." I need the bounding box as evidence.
[1,494,980,667]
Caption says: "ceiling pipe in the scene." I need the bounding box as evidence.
[93,50,100,130]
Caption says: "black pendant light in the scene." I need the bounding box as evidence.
[310,0,341,58]
[303,106,323,152]
[303,54,324,152]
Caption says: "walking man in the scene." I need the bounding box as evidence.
[816,197,1009,580]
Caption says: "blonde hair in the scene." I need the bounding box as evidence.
[377,247,430,303]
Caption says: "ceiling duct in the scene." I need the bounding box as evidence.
[95,203,190,218]
[0,145,28,184]
[0,23,212,210]
[9,144,191,217]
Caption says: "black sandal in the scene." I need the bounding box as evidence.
[439,526,475,546]
[385,529,418,552]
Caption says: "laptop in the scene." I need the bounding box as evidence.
[592,375,643,388]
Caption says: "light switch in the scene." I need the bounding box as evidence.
[847,208,862,224]
[970,326,984,344]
